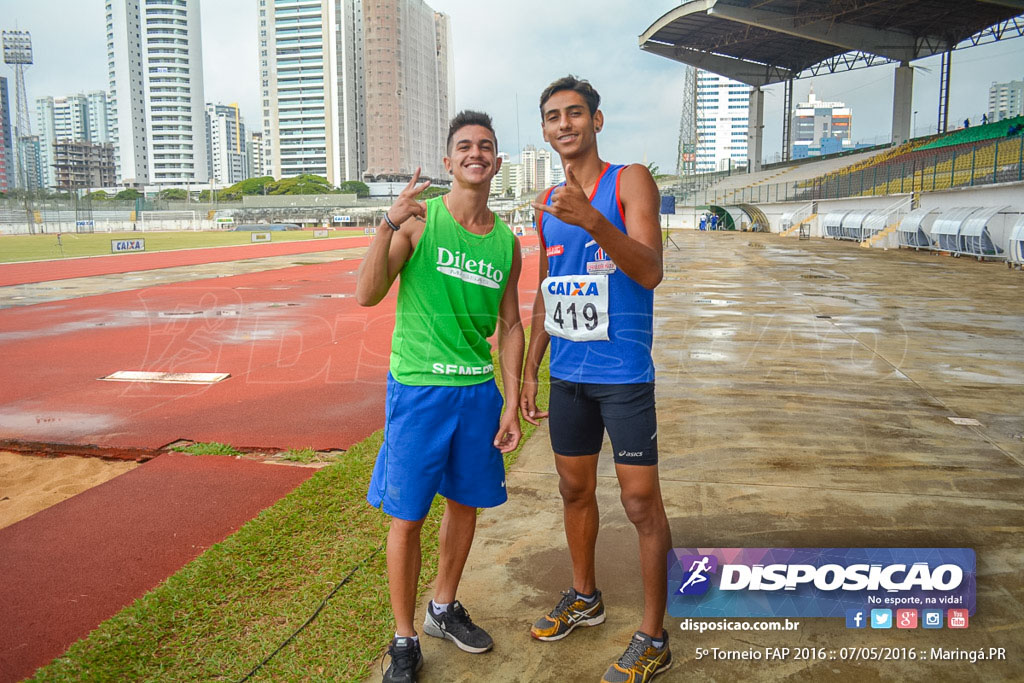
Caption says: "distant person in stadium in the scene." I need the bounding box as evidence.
[356,110,524,683]
[521,74,673,683]
[982,113,988,125]
[964,117,971,129]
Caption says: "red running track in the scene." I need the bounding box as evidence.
[0,453,316,683]
[0,236,371,287]
[0,258,397,450]
[0,238,539,451]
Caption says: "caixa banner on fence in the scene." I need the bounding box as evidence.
[668,548,975,618]
[111,238,145,253]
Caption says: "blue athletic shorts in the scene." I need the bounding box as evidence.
[367,373,508,521]
[548,378,659,465]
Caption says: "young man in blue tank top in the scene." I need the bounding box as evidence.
[522,76,674,682]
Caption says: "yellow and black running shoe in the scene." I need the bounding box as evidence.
[530,588,606,641]
[601,630,672,683]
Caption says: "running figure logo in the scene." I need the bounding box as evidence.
[677,554,718,595]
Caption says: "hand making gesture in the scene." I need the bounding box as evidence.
[386,167,432,227]
[531,165,599,231]
[493,407,523,453]
[519,377,548,426]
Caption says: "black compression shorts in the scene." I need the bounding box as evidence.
[548,378,659,465]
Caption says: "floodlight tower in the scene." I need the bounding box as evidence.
[3,30,34,190]
[676,65,697,177]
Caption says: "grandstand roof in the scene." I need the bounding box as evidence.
[639,0,1024,86]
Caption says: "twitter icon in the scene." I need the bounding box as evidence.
[871,609,892,629]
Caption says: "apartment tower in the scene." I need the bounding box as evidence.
[36,92,112,189]
[106,0,209,186]
[206,102,248,184]
[248,129,267,178]
[791,87,853,159]
[988,80,1024,122]
[695,70,751,173]
[259,0,365,184]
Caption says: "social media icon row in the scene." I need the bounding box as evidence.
[846,608,969,629]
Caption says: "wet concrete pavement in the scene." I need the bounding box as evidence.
[368,231,1023,682]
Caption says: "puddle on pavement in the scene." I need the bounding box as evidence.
[689,328,736,339]
[689,350,728,361]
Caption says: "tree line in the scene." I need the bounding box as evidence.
[2,174,451,203]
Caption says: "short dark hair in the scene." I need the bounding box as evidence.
[539,75,601,117]
[447,110,497,154]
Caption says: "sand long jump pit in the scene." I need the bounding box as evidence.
[0,451,138,530]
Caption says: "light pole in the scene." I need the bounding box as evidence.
[913,110,918,138]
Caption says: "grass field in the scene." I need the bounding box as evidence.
[0,229,366,264]
[28,348,550,682]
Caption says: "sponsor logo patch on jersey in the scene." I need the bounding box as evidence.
[546,244,564,257]
[587,260,616,274]
[587,246,616,274]
[435,246,504,289]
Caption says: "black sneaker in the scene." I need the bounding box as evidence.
[382,636,423,683]
[422,600,494,653]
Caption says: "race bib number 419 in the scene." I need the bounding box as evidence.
[542,274,610,342]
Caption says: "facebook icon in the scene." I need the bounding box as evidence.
[846,609,867,629]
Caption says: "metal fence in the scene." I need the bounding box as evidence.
[0,195,397,234]
[675,136,1024,207]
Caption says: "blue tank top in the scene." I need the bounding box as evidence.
[540,163,655,384]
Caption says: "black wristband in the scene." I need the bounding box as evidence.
[383,213,400,231]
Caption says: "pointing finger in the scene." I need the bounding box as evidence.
[530,201,551,214]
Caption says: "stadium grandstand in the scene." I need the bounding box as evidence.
[641,1,1024,265]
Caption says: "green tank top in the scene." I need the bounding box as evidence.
[390,195,515,386]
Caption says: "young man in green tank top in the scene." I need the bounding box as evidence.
[356,111,524,683]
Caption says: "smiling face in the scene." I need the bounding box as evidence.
[541,89,603,161]
[444,124,500,186]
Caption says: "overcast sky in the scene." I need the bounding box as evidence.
[3,0,1023,174]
